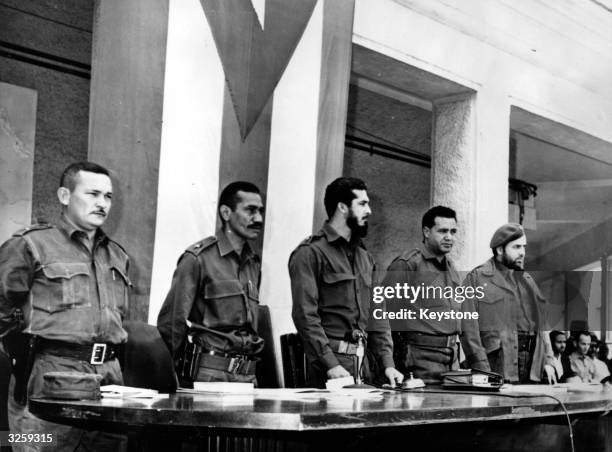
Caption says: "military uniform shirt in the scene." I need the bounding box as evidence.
[157,230,263,359]
[289,222,394,370]
[0,216,130,344]
[382,247,462,335]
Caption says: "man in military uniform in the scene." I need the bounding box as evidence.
[0,162,130,451]
[158,181,265,385]
[461,223,554,383]
[382,206,463,384]
[289,177,404,388]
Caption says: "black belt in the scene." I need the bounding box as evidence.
[401,332,457,348]
[199,352,257,375]
[38,339,120,365]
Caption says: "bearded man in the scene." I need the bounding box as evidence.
[288,177,403,388]
[461,223,554,383]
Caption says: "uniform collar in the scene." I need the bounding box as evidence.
[420,246,451,267]
[321,222,362,248]
[58,214,108,245]
[217,228,254,259]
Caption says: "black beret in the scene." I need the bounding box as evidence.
[490,223,524,249]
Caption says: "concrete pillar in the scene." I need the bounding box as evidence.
[89,0,168,321]
[148,0,225,323]
[431,94,476,271]
[312,0,355,230]
[431,89,510,271]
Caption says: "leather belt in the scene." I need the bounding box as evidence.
[199,353,257,375]
[328,338,364,355]
[401,332,457,348]
[38,339,120,365]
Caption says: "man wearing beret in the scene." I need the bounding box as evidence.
[460,223,554,383]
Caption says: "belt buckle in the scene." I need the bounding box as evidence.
[90,343,107,365]
[227,356,244,374]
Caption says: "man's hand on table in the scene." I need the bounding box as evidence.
[327,365,351,379]
[384,367,404,388]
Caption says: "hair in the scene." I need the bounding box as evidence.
[549,330,566,343]
[323,177,367,219]
[218,181,261,216]
[59,161,110,191]
[422,206,457,230]
[576,331,591,342]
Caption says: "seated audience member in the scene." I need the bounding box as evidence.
[567,331,596,383]
[543,330,566,383]
[598,343,612,375]
[588,334,610,383]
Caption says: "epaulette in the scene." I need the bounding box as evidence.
[186,236,217,255]
[295,230,324,248]
[108,238,129,256]
[12,223,53,237]
[396,248,421,262]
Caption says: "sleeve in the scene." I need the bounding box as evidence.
[156,253,201,359]
[459,271,491,371]
[0,237,35,337]
[367,261,395,369]
[289,245,339,370]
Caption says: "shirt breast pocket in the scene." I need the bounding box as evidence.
[478,296,504,329]
[203,280,248,329]
[321,272,355,307]
[109,264,131,314]
[36,262,91,313]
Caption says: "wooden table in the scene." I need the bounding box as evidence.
[29,387,612,452]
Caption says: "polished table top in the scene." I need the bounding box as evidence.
[30,386,612,432]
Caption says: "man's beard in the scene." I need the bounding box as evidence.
[347,214,368,238]
[502,252,524,270]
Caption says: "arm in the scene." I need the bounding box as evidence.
[0,237,35,337]
[459,271,491,371]
[289,246,339,371]
[369,259,405,371]
[157,253,201,359]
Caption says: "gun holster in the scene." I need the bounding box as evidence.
[3,333,39,405]
[176,340,202,384]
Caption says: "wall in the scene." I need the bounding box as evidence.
[344,84,431,269]
[353,0,612,268]
[0,0,93,224]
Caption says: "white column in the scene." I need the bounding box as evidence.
[259,1,324,385]
[473,88,511,267]
[148,0,225,323]
[432,89,510,270]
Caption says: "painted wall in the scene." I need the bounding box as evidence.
[0,0,92,225]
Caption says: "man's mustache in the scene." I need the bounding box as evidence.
[248,223,263,230]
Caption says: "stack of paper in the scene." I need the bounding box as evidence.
[190,382,255,394]
[101,385,162,399]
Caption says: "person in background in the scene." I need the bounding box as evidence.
[588,334,610,383]
[543,330,566,383]
[567,331,596,383]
